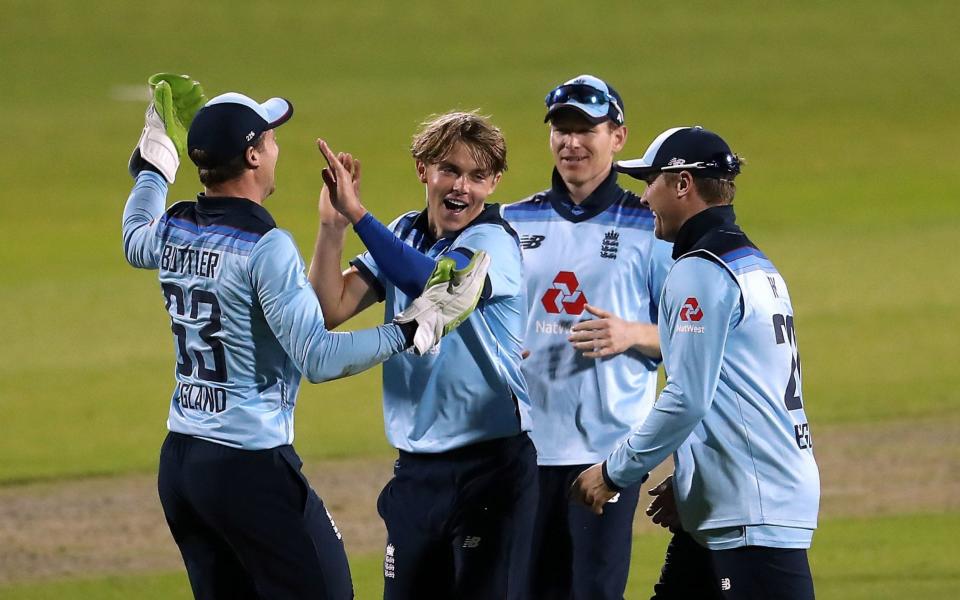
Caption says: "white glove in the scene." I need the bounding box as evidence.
[128,103,179,183]
[395,251,491,355]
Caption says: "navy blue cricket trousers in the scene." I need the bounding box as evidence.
[530,464,642,600]
[651,530,815,600]
[158,432,352,599]
[377,432,538,600]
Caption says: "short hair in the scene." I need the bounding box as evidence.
[411,111,507,175]
[693,176,738,204]
[660,156,744,204]
[190,133,266,187]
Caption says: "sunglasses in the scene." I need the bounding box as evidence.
[545,84,624,123]
[659,152,741,175]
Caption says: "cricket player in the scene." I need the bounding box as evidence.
[309,111,535,600]
[502,74,673,599]
[571,126,821,600]
[121,75,487,600]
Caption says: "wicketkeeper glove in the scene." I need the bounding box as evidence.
[394,251,491,355]
[128,73,206,184]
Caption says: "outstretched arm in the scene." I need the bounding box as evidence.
[307,153,379,329]
[255,230,410,382]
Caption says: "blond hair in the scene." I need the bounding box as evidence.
[411,111,507,175]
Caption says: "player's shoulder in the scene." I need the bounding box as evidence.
[500,190,551,218]
[684,224,766,271]
[387,210,422,236]
[461,204,521,247]
[604,186,656,231]
[163,198,277,238]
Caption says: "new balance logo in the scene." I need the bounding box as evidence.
[462,536,482,549]
[600,229,619,259]
[520,234,546,249]
[768,276,780,298]
[720,577,732,591]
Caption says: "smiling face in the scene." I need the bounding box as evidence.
[549,109,627,201]
[419,141,501,239]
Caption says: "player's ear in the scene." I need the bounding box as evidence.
[676,172,692,197]
[245,144,259,169]
[489,171,503,193]
[415,160,427,184]
[611,124,627,153]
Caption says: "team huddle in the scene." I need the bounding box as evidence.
[121,73,820,600]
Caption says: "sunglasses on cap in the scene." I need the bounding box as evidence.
[545,84,624,123]
[659,152,742,176]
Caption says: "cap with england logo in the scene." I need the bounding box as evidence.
[615,126,741,180]
[187,92,294,168]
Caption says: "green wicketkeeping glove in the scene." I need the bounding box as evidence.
[147,73,206,158]
[129,73,206,184]
[394,251,491,355]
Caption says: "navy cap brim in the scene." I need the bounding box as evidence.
[544,103,609,125]
[614,158,658,179]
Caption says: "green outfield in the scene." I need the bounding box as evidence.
[1,0,958,597]
[2,513,957,599]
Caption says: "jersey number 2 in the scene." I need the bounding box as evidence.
[161,283,228,383]
[772,314,803,410]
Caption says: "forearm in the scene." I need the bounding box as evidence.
[605,382,707,487]
[308,222,355,329]
[121,170,166,269]
[353,213,437,297]
[630,322,662,359]
[298,322,409,383]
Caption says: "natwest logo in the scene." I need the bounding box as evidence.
[541,271,587,315]
[679,297,703,321]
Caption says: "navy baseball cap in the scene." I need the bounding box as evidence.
[616,126,741,180]
[544,74,625,126]
[187,92,293,168]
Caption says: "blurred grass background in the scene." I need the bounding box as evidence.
[0,0,958,597]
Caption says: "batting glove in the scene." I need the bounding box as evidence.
[394,251,491,355]
[128,73,206,183]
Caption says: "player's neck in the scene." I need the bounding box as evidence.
[204,176,266,205]
[564,168,610,205]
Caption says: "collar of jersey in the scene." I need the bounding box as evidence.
[672,204,737,259]
[408,203,506,248]
[546,167,623,223]
[195,194,277,228]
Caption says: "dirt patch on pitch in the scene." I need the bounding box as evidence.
[0,457,396,585]
[1,417,957,585]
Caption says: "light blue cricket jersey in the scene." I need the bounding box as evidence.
[122,171,407,449]
[606,206,820,549]
[503,169,673,465]
[351,205,529,453]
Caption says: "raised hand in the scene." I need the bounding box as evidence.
[318,151,352,230]
[316,139,367,224]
